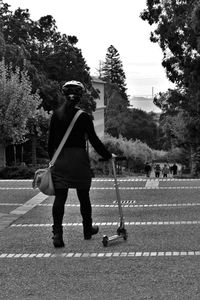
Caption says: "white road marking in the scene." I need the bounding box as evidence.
[91,187,200,190]
[1,186,200,190]
[0,251,200,258]
[1,178,200,182]
[10,220,200,227]
[92,178,200,182]
[0,180,32,182]
[145,179,159,188]
[0,203,23,206]
[0,188,33,190]
[10,193,49,215]
[1,202,200,209]
[0,193,49,230]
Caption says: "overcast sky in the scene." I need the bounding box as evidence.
[6,0,174,97]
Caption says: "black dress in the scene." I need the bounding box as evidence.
[48,107,112,189]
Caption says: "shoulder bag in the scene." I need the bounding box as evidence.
[32,110,83,195]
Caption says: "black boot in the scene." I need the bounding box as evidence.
[52,225,65,248]
[83,219,99,240]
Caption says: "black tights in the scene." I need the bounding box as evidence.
[52,188,92,227]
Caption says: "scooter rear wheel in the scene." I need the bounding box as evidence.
[102,235,108,247]
[123,229,128,240]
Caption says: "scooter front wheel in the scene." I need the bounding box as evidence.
[117,227,128,240]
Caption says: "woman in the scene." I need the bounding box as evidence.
[48,81,112,247]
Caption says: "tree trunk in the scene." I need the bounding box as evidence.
[21,145,24,163]
[190,145,200,177]
[126,158,130,175]
[13,145,17,165]
[0,143,6,168]
[31,135,37,165]
[108,161,112,176]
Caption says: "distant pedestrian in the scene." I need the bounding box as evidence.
[162,164,169,178]
[171,163,178,176]
[144,162,151,177]
[154,164,161,178]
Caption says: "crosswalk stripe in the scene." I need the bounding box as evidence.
[92,178,200,182]
[0,183,200,190]
[1,178,200,182]
[10,220,200,227]
[0,251,199,258]
[2,203,200,209]
[0,188,33,190]
[91,186,200,190]
[0,186,200,190]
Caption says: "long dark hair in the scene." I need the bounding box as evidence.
[55,95,82,122]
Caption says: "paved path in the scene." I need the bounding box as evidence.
[0,178,200,299]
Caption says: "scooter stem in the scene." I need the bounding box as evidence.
[111,158,124,223]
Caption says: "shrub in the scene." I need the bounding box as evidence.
[0,163,47,179]
[89,134,155,174]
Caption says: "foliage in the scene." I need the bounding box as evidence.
[167,147,189,165]
[102,45,129,105]
[191,1,200,52]
[125,109,159,149]
[89,134,156,174]
[101,46,159,146]
[141,0,200,175]
[104,82,130,137]
[27,107,51,137]
[0,1,97,113]
[141,0,198,89]
[0,0,101,167]
[0,165,33,179]
[89,135,185,175]
[0,59,41,145]
[100,46,130,138]
[0,163,47,179]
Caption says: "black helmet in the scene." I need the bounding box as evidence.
[62,80,85,98]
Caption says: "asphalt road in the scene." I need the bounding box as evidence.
[0,177,200,300]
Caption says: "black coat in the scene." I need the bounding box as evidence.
[48,107,111,189]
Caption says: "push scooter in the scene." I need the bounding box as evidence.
[101,156,128,247]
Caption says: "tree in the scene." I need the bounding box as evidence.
[191,1,200,52]
[101,46,130,138]
[0,1,102,167]
[0,2,97,113]
[102,45,129,106]
[125,109,158,149]
[141,0,200,176]
[104,82,131,137]
[0,59,41,166]
[28,14,97,113]
[154,89,200,172]
[0,4,32,68]
[26,107,50,165]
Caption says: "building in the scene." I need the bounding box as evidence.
[92,77,106,138]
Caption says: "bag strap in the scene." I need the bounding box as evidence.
[49,110,83,167]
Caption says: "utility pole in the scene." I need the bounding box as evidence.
[96,60,103,78]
